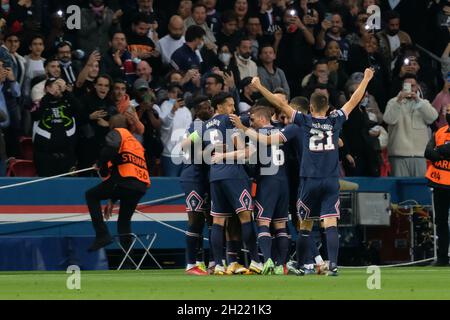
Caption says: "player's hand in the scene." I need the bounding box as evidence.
[103,200,114,221]
[251,76,262,89]
[229,114,245,130]
[364,68,375,81]
[211,152,224,164]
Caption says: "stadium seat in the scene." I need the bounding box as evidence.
[6,159,38,177]
[19,137,33,160]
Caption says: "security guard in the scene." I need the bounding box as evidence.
[425,109,450,266]
[86,114,150,252]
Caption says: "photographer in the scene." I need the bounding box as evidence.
[158,83,192,176]
[31,78,79,177]
[383,74,438,177]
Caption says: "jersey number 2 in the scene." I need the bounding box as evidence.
[309,129,334,151]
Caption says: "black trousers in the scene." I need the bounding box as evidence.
[433,188,450,263]
[85,179,145,250]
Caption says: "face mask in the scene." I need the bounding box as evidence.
[238,53,251,61]
[197,41,204,50]
[219,53,232,65]
[446,113,450,125]
[388,29,399,36]
[2,4,10,12]
[171,34,183,40]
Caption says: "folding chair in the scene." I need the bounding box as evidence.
[114,233,162,270]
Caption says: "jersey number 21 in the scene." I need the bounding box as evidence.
[309,129,335,152]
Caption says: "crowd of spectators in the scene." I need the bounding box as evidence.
[0,0,448,178]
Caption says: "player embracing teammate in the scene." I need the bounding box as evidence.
[180,68,374,276]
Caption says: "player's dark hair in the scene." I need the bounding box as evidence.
[273,87,288,98]
[250,105,273,121]
[185,25,206,42]
[211,92,233,109]
[310,92,329,113]
[254,97,274,108]
[290,96,310,114]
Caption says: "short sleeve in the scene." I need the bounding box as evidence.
[280,124,298,143]
[291,111,306,127]
[331,109,347,130]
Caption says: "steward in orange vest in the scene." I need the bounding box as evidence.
[424,115,450,266]
[86,114,150,252]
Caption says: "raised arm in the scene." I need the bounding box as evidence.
[341,68,374,116]
[229,114,284,145]
[251,77,295,118]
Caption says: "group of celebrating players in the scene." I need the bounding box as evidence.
[179,68,374,276]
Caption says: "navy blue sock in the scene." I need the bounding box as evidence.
[241,221,260,263]
[226,240,240,264]
[211,224,224,266]
[185,229,200,266]
[257,225,272,262]
[306,234,319,264]
[320,227,328,259]
[326,226,339,269]
[207,226,214,264]
[296,229,310,267]
[275,228,289,265]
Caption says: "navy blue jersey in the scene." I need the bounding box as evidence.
[271,119,284,129]
[180,119,208,183]
[252,126,287,180]
[204,114,248,182]
[288,110,347,178]
[280,123,303,167]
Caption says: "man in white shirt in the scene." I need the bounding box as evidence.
[156,15,186,65]
[158,83,192,176]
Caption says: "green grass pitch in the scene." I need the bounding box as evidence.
[0,267,449,300]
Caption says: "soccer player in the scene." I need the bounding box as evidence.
[203,92,262,275]
[231,106,301,274]
[180,96,214,275]
[235,69,374,276]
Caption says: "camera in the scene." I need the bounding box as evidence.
[289,9,297,16]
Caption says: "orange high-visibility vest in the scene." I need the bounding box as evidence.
[426,125,450,187]
[110,128,150,187]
